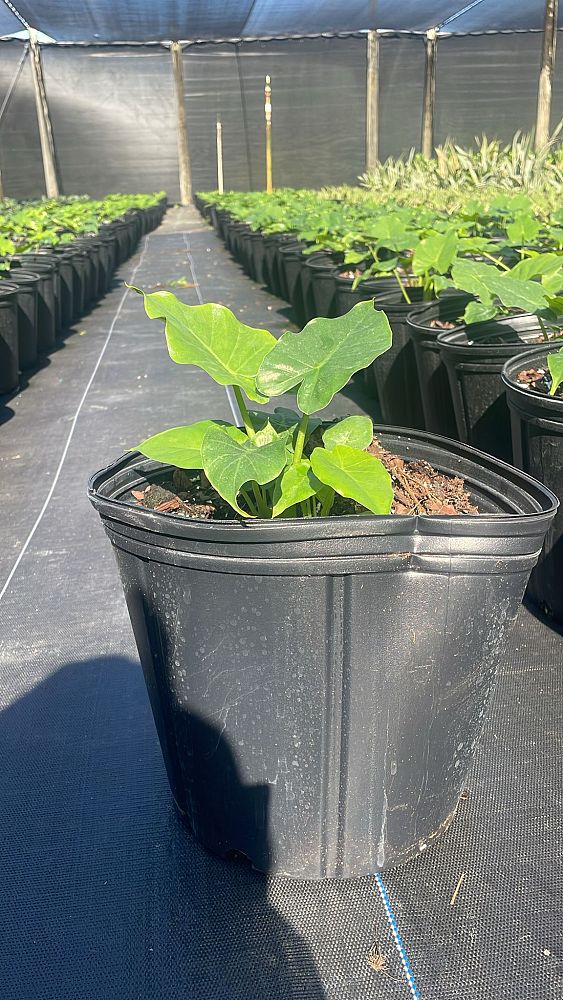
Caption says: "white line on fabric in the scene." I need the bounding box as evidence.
[0,235,151,605]
[181,230,242,426]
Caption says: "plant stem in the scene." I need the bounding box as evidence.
[482,250,510,271]
[251,483,270,518]
[320,490,335,517]
[233,385,256,437]
[394,269,412,304]
[240,487,258,516]
[232,387,270,514]
[538,315,551,342]
[293,413,309,465]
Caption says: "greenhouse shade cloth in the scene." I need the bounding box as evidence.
[1,0,560,44]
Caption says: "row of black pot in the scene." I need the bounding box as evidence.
[198,203,563,625]
[0,199,167,397]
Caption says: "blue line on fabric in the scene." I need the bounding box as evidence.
[374,872,421,999]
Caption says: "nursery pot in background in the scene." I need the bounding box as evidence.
[303,257,338,319]
[407,295,470,440]
[5,269,39,369]
[89,428,556,880]
[365,289,427,429]
[0,282,21,393]
[10,257,57,353]
[502,348,563,624]
[333,271,398,318]
[438,315,563,464]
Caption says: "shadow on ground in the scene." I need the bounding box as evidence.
[0,655,326,999]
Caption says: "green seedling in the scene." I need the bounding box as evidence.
[131,291,394,519]
[548,347,563,396]
[451,257,563,335]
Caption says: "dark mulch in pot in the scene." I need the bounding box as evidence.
[515,365,563,398]
[130,436,479,520]
[368,438,478,515]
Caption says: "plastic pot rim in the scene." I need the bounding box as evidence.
[501,346,563,417]
[89,426,558,542]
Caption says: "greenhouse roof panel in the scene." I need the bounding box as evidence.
[0,2,26,36]
[2,0,558,42]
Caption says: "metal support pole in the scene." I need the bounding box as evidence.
[366,29,380,170]
[535,0,558,149]
[264,75,273,193]
[29,28,59,197]
[216,119,224,193]
[421,28,437,159]
[170,41,192,205]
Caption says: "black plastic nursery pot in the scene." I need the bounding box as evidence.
[247,231,266,285]
[438,315,563,464]
[89,428,556,880]
[5,269,39,369]
[407,296,470,440]
[366,289,427,429]
[10,257,57,352]
[73,238,106,302]
[278,244,309,326]
[0,282,20,392]
[20,253,63,333]
[277,240,307,314]
[304,257,338,319]
[502,348,563,624]
[262,234,294,299]
[334,272,398,318]
[299,252,334,323]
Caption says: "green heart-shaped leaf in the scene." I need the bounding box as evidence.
[506,215,541,245]
[131,288,276,402]
[256,300,392,414]
[248,406,322,442]
[412,229,457,277]
[310,445,393,515]
[272,460,321,517]
[322,415,373,450]
[134,420,246,469]
[202,425,287,517]
[463,301,498,326]
[509,253,562,285]
[452,259,548,313]
[548,347,563,396]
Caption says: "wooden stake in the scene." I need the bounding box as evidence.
[366,30,380,170]
[535,0,558,150]
[421,28,437,159]
[216,119,224,193]
[264,75,273,193]
[170,41,192,205]
[29,28,59,197]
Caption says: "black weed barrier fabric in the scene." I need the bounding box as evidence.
[0,210,561,999]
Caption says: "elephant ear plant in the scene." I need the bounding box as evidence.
[130,290,394,518]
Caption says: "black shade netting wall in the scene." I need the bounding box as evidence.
[0,34,561,200]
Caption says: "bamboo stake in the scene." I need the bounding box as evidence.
[170,41,192,205]
[264,75,273,193]
[216,119,224,193]
[29,28,59,197]
[535,0,558,150]
[421,28,437,159]
[366,30,380,170]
